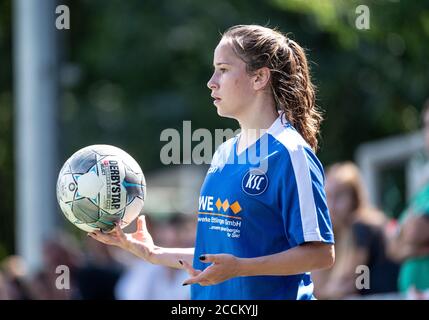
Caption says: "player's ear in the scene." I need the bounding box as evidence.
[252,67,271,91]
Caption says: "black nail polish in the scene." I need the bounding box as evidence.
[179,260,183,265]
[199,255,206,261]
[182,283,189,286]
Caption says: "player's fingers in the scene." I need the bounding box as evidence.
[88,232,107,243]
[180,260,201,276]
[89,230,117,245]
[180,259,201,277]
[199,254,218,264]
[137,215,148,233]
[198,280,212,286]
[113,222,127,240]
[182,273,205,286]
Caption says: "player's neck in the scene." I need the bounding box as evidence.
[237,96,278,133]
[235,97,278,153]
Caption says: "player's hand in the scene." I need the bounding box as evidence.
[181,254,241,286]
[88,215,155,261]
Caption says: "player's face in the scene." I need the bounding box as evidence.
[207,39,256,119]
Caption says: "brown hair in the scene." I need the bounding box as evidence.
[326,162,367,212]
[326,161,386,226]
[222,25,323,151]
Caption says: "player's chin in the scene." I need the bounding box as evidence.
[215,104,235,119]
[216,107,225,117]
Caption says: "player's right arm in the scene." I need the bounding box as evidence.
[88,215,194,269]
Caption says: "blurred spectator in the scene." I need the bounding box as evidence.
[0,271,11,299]
[1,255,31,299]
[312,162,399,299]
[387,100,429,299]
[75,236,124,300]
[115,213,195,300]
[31,229,126,300]
[26,231,83,299]
[0,269,20,300]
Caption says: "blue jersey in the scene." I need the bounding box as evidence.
[191,115,334,300]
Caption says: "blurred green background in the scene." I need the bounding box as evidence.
[0,0,428,259]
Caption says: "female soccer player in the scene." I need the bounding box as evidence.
[89,24,335,300]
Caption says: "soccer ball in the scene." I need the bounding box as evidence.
[56,145,146,233]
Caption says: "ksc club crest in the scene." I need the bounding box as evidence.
[242,169,268,196]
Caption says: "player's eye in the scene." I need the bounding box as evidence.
[219,68,227,73]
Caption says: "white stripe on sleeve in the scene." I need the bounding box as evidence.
[268,117,322,242]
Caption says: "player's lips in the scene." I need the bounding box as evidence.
[211,93,221,104]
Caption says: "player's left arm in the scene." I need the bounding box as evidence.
[237,241,334,276]
[181,242,334,286]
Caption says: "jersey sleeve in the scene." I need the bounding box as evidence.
[280,145,334,247]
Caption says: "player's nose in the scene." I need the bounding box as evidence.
[207,74,219,90]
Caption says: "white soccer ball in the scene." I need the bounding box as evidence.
[56,145,146,233]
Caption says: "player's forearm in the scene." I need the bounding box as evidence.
[149,246,195,269]
[236,242,334,277]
